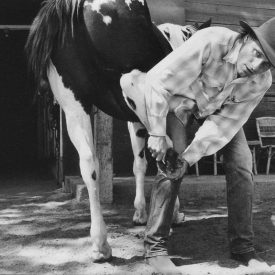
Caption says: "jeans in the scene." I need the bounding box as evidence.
[144,114,254,257]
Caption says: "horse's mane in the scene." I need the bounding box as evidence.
[25,0,81,93]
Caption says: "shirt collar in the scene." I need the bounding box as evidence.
[223,38,243,65]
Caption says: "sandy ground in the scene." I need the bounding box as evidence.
[1,174,275,275]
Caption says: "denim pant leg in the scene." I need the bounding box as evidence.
[144,113,188,258]
[144,176,182,257]
[222,128,255,254]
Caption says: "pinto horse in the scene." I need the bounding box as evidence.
[129,20,211,226]
[25,0,209,262]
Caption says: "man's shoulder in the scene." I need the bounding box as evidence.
[192,27,239,58]
[259,70,272,88]
[195,26,238,43]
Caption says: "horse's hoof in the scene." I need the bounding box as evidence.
[91,242,112,263]
[133,209,148,226]
[133,220,147,226]
[92,254,113,263]
[172,212,185,226]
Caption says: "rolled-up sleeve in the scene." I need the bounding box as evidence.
[144,30,211,136]
[182,81,271,166]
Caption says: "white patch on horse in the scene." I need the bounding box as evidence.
[47,62,87,116]
[158,23,196,50]
[125,0,132,8]
[125,0,144,9]
[102,16,112,25]
[84,0,115,26]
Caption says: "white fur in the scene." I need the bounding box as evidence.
[125,0,144,9]
[84,0,115,26]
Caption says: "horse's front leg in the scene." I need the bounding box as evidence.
[128,121,184,226]
[48,64,111,262]
[128,122,148,225]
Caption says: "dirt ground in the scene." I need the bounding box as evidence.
[1,173,275,275]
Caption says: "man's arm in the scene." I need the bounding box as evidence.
[144,28,212,137]
[144,29,212,160]
[181,77,271,166]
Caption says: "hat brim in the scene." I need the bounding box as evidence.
[240,20,275,68]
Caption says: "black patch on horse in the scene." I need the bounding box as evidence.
[163,30,171,41]
[136,128,148,138]
[139,149,145,158]
[126,97,136,110]
[92,171,97,181]
[181,29,189,39]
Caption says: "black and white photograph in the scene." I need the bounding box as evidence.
[1,0,275,274]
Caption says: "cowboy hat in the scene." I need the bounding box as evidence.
[240,17,275,67]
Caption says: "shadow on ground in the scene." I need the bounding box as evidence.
[1,174,275,274]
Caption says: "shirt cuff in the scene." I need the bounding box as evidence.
[181,150,200,167]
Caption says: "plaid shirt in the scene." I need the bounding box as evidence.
[144,26,272,165]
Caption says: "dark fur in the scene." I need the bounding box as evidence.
[25,0,81,90]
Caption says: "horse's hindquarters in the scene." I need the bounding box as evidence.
[83,0,167,72]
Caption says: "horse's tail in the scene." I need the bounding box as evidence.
[25,0,80,94]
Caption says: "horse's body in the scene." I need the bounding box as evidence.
[26,0,173,262]
[26,0,210,262]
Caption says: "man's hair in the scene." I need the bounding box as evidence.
[239,26,257,41]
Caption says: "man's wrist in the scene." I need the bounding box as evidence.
[179,154,190,167]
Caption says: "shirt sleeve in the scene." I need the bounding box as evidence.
[182,81,271,166]
[144,29,211,136]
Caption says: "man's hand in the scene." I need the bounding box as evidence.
[148,136,169,161]
[157,148,188,180]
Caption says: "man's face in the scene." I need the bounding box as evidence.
[236,36,272,77]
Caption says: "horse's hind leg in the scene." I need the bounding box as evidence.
[128,122,148,225]
[48,63,111,262]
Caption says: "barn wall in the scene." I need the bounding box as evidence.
[0,29,38,174]
[113,0,275,176]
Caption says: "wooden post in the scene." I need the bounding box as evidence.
[58,106,64,185]
[94,109,113,203]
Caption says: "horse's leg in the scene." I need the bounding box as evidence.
[48,63,111,262]
[172,196,185,224]
[128,122,148,225]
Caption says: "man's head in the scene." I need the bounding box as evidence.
[237,17,275,77]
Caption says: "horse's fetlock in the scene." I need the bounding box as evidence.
[134,198,146,210]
